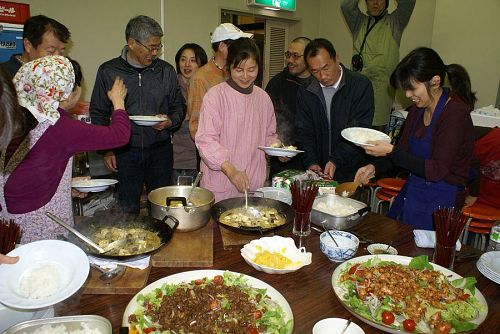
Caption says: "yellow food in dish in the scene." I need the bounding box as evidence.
[252,249,301,269]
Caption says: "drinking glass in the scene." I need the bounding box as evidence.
[293,210,311,237]
[433,241,456,270]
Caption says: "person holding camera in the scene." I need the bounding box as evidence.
[341,0,415,131]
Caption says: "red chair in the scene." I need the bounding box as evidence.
[461,202,500,250]
[371,178,406,213]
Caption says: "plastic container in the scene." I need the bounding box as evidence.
[487,221,500,251]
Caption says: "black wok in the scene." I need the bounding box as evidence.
[69,211,178,261]
[211,196,294,235]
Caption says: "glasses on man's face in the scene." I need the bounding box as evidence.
[284,51,303,60]
[134,39,163,53]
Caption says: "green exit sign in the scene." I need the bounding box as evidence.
[248,0,297,11]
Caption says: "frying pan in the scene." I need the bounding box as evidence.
[68,211,178,261]
[211,196,294,235]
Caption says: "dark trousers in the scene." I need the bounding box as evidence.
[115,142,173,214]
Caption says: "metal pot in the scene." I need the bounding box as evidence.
[311,194,369,230]
[148,186,215,232]
[211,196,294,234]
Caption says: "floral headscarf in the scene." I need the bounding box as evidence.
[13,55,75,124]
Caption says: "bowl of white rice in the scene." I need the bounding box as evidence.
[0,240,89,310]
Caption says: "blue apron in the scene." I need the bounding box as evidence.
[387,89,457,230]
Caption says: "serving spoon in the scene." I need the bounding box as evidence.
[186,172,202,206]
[335,181,361,197]
[46,212,125,254]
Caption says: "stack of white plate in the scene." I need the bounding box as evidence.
[476,251,500,284]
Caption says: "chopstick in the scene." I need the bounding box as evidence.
[0,219,20,254]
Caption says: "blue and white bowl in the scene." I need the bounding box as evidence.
[320,230,359,262]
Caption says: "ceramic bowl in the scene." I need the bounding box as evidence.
[313,318,365,334]
[367,243,398,255]
[241,236,312,274]
[320,230,359,262]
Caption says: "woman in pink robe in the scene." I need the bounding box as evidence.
[196,38,280,202]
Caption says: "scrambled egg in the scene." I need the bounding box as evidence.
[252,247,301,269]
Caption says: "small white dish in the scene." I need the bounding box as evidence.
[0,240,90,310]
[341,127,390,147]
[71,178,118,192]
[367,243,398,255]
[313,318,365,334]
[241,236,312,274]
[129,115,166,126]
[258,146,304,158]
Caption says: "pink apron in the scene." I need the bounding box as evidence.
[0,122,73,244]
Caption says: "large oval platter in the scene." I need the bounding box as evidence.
[331,255,488,333]
[122,269,293,333]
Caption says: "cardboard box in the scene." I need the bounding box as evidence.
[271,169,309,189]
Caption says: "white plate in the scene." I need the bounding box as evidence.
[0,240,89,310]
[341,127,391,147]
[241,236,312,274]
[480,251,500,274]
[331,255,488,334]
[71,178,118,192]
[122,269,293,333]
[366,243,398,255]
[0,303,54,332]
[129,115,166,126]
[258,146,304,158]
[313,318,365,334]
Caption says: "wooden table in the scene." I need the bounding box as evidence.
[56,213,499,333]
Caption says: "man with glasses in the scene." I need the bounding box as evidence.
[1,15,70,78]
[90,15,185,214]
[265,37,312,178]
[296,38,374,182]
[188,23,252,139]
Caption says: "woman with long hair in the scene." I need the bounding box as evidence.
[355,47,476,230]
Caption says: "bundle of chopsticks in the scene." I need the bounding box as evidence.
[0,219,21,254]
[433,207,468,265]
[290,180,318,213]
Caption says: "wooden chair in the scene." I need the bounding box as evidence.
[461,202,500,250]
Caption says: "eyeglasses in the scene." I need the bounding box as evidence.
[134,39,163,53]
[284,51,303,59]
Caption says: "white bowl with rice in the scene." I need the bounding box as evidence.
[0,240,89,310]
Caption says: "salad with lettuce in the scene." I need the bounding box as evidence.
[128,271,293,334]
[335,255,486,333]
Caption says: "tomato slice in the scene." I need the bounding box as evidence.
[194,278,204,285]
[348,264,360,275]
[213,275,224,285]
[381,311,395,325]
[458,293,470,301]
[143,327,156,334]
[403,319,416,332]
[253,310,263,320]
[247,325,260,334]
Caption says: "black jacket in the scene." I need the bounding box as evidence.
[265,68,314,174]
[0,54,22,78]
[90,52,185,148]
[296,65,374,181]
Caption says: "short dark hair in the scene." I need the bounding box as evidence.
[226,38,261,72]
[304,38,337,60]
[174,43,208,73]
[125,15,163,43]
[211,39,234,53]
[68,57,83,89]
[23,15,70,48]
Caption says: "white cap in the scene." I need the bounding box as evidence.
[210,23,253,43]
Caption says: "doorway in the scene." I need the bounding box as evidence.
[221,10,290,88]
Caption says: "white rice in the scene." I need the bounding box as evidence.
[21,323,104,334]
[349,128,384,143]
[316,201,358,216]
[19,264,61,299]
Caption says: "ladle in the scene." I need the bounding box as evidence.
[46,212,125,254]
[186,172,202,206]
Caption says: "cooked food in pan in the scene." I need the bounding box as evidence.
[219,206,286,229]
[93,227,161,256]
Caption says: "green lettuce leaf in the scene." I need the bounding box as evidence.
[451,277,477,295]
[408,255,433,270]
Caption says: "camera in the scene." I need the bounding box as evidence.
[351,53,363,72]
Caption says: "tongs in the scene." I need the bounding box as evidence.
[46,212,126,254]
